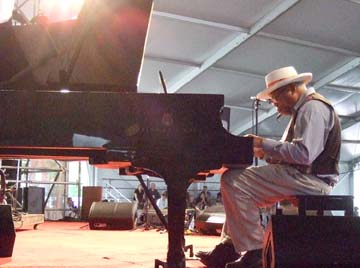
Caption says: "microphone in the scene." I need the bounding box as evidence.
[249,97,281,118]
[250,96,272,104]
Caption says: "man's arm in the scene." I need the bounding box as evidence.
[254,101,333,165]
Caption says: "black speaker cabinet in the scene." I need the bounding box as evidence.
[263,215,360,268]
[88,202,137,230]
[0,205,16,257]
[195,205,225,235]
[23,187,45,214]
[81,186,102,220]
[146,209,167,227]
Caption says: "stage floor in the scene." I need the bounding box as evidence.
[1,221,218,268]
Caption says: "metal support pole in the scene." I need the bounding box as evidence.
[252,98,261,166]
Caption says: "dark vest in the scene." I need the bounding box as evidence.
[286,93,341,175]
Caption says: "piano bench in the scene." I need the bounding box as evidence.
[276,195,354,216]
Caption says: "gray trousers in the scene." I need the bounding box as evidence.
[221,164,332,253]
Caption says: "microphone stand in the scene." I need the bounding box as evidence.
[251,97,261,167]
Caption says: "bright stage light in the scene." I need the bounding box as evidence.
[60,88,70,93]
[0,0,15,23]
[40,0,85,22]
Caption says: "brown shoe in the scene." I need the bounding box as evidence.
[225,249,262,268]
[196,243,240,268]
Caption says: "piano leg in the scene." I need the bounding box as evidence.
[124,168,188,267]
[166,181,188,268]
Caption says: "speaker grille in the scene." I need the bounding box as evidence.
[263,215,360,267]
[88,202,137,230]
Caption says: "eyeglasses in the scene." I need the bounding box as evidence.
[270,84,296,103]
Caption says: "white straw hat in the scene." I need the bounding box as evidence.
[256,66,312,100]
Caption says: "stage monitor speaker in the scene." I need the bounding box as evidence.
[81,186,102,220]
[146,209,167,227]
[195,205,225,235]
[0,205,16,257]
[88,202,137,230]
[263,215,360,268]
[23,186,45,214]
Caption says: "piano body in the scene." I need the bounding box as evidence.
[0,1,253,268]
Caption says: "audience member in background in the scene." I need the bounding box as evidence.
[354,206,359,216]
[186,191,195,208]
[195,191,210,210]
[195,185,212,210]
[0,196,7,205]
[216,191,223,205]
[201,185,211,201]
[156,191,168,210]
[133,184,146,224]
[148,182,161,207]
[64,197,77,218]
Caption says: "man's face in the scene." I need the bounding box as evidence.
[269,84,298,115]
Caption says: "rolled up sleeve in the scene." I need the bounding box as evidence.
[262,101,333,165]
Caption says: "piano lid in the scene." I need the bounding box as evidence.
[0,0,153,92]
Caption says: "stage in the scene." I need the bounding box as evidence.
[0,221,218,268]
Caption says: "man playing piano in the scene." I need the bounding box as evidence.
[199,66,341,268]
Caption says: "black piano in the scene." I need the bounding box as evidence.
[0,1,253,267]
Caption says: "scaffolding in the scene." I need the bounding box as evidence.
[1,159,82,221]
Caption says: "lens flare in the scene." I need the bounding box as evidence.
[40,0,85,22]
[0,0,15,23]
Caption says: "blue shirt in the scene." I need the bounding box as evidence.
[262,87,336,177]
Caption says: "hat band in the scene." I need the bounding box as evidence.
[267,77,287,88]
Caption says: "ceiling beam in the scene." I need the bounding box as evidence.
[313,58,360,89]
[341,112,360,130]
[231,108,278,135]
[342,139,360,144]
[152,11,248,33]
[152,11,360,58]
[16,0,32,10]
[330,92,356,107]
[348,154,360,166]
[258,32,360,57]
[345,0,360,5]
[12,8,30,25]
[324,84,360,93]
[163,0,300,93]
[210,67,264,79]
[231,57,360,135]
[145,54,265,79]
[145,55,201,68]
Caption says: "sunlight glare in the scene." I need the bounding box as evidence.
[40,0,85,22]
[0,0,15,23]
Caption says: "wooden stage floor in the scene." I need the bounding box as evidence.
[0,221,219,268]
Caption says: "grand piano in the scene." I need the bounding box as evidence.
[0,1,253,267]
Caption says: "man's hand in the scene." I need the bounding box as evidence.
[247,134,263,148]
[245,134,265,159]
[254,147,265,159]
